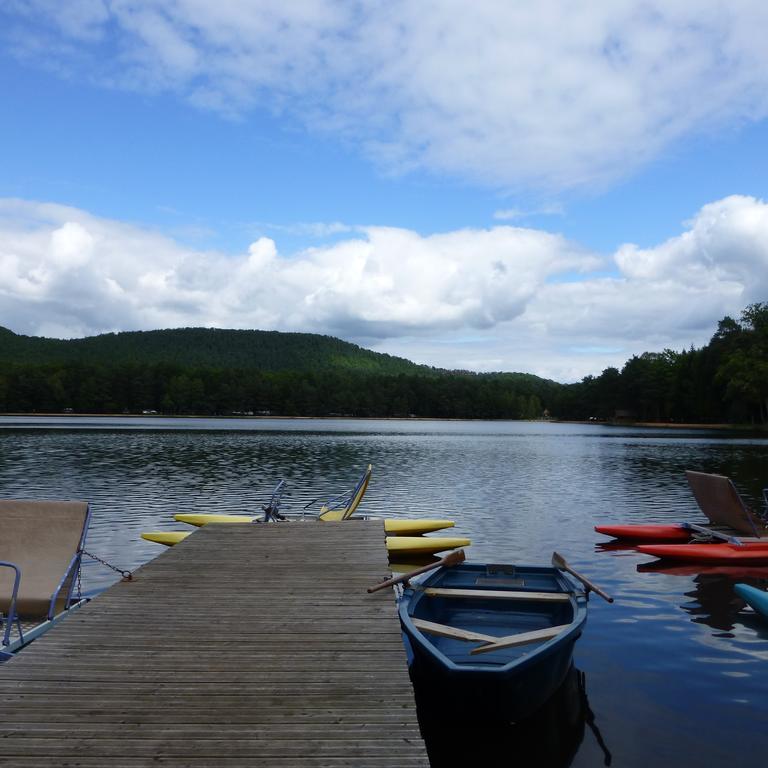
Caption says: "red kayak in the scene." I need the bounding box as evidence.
[595,524,692,543]
[637,543,768,564]
[637,562,768,578]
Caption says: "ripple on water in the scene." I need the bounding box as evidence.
[2,417,768,767]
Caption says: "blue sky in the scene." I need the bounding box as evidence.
[2,2,768,381]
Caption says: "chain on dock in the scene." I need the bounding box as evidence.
[80,549,134,586]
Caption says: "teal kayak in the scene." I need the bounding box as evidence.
[735,583,768,621]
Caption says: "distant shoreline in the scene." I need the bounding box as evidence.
[2,412,529,422]
[557,419,764,431]
[623,421,736,430]
[0,413,763,430]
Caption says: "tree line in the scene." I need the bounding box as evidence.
[0,303,765,423]
[552,302,768,425]
[0,364,552,420]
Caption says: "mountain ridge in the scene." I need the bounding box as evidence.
[0,325,559,385]
[0,326,435,375]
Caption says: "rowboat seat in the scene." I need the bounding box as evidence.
[685,471,768,538]
[412,618,496,643]
[0,500,90,642]
[411,618,572,654]
[423,587,570,602]
[470,625,572,655]
[317,464,372,521]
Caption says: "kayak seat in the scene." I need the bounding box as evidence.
[685,470,768,538]
[0,500,91,649]
[316,464,372,521]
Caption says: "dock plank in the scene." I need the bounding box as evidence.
[0,522,428,766]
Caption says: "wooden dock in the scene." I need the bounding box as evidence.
[0,521,429,767]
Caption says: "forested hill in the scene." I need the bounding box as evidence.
[0,326,431,374]
[4,303,764,423]
[0,326,560,419]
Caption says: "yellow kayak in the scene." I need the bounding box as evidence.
[141,531,191,546]
[385,536,471,556]
[174,512,455,536]
[142,529,470,555]
[384,519,455,535]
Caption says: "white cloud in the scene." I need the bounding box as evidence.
[517,195,768,374]
[250,221,357,239]
[4,1,768,189]
[0,197,589,341]
[494,204,565,221]
[0,195,766,380]
[47,221,95,269]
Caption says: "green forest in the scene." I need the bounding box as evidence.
[0,302,766,424]
[556,302,768,425]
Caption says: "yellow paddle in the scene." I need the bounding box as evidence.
[367,549,466,593]
[552,551,613,603]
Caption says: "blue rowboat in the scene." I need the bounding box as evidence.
[399,560,588,722]
[735,583,768,622]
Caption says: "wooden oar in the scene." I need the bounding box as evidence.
[367,549,466,593]
[552,552,613,603]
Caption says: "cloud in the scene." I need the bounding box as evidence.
[516,195,768,374]
[494,204,565,221]
[0,197,591,342]
[4,2,768,189]
[250,221,357,239]
[1,195,767,380]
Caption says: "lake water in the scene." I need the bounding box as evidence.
[1,416,767,767]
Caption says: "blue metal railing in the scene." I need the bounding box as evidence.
[0,561,23,648]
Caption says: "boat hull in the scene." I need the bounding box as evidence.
[595,524,691,542]
[638,543,768,564]
[383,519,455,535]
[407,628,580,723]
[637,562,768,578]
[141,531,190,546]
[386,536,471,556]
[735,583,768,620]
[399,562,587,722]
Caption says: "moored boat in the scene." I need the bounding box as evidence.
[141,530,190,547]
[595,470,768,545]
[636,561,768,579]
[734,583,768,621]
[385,535,471,557]
[175,512,456,536]
[397,558,590,722]
[637,542,768,565]
[595,524,692,542]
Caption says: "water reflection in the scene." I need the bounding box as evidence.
[2,418,768,766]
[415,665,611,768]
[682,574,761,633]
[637,561,768,633]
[595,541,639,554]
